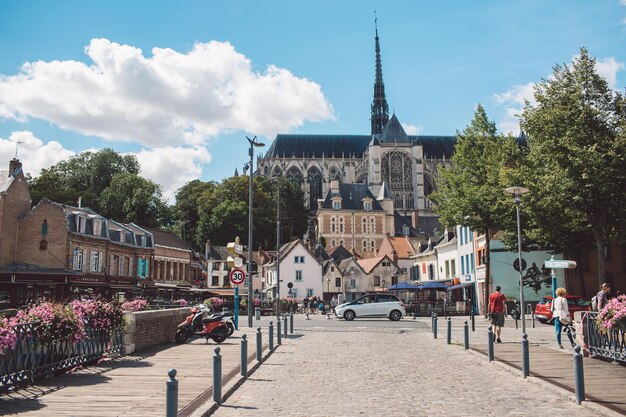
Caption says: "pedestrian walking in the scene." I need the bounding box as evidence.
[318,301,325,315]
[552,287,576,349]
[488,286,507,343]
[331,296,337,314]
[303,296,309,313]
[592,282,611,311]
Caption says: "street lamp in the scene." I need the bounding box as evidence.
[271,176,282,318]
[505,185,529,334]
[327,277,330,298]
[246,135,265,327]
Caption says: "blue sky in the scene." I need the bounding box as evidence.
[0,1,625,202]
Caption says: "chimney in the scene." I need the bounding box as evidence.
[205,240,211,259]
[8,158,22,177]
[78,197,82,208]
[392,248,398,264]
[411,211,419,229]
[330,180,340,194]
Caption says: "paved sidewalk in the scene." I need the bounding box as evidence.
[212,322,599,417]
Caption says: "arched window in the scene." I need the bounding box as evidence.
[381,151,413,209]
[286,166,303,185]
[307,167,323,210]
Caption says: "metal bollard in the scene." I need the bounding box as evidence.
[531,312,536,329]
[240,334,248,378]
[471,311,476,332]
[256,327,262,362]
[277,317,282,345]
[283,315,288,338]
[522,333,529,378]
[431,312,434,331]
[573,346,585,405]
[213,347,222,405]
[269,321,274,351]
[443,299,447,319]
[255,307,261,320]
[446,317,452,345]
[487,327,494,362]
[166,369,178,417]
[464,321,469,350]
[290,313,294,334]
[433,313,438,339]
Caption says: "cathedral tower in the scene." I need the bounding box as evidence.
[370,18,389,136]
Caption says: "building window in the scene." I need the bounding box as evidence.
[364,201,372,211]
[382,261,390,267]
[470,253,475,273]
[76,215,86,234]
[295,270,303,281]
[129,257,134,277]
[306,288,314,297]
[374,276,380,286]
[445,260,450,278]
[335,277,341,287]
[350,279,356,288]
[331,217,336,233]
[331,239,336,247]
[339,239,344,246]
[461,256,466,275]
[119,256,127,276]
[331,266,335,272]
[212,276,219,286]
[370,218,375,234]
[90,251,102,272]
[338,217,344,233]
[73,248,84,271]
[451,259,456,277]
[93,219,102,236]
[333,200,341,210]
[300,256,304,263]
[294,256,299,264]
[362,240,368,252]
[362,218,367,233]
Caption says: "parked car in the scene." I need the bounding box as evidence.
[335,293,406,321]
[534,295,590,323]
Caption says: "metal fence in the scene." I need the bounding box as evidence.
[585,312,626,363]
[0,319,124,392]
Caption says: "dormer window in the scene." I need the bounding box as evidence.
[362,197,373,211]
[332,200,341,210]
[76,215,86,234]
[93,219,102,236]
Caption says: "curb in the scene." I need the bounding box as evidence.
[458,342,624,417]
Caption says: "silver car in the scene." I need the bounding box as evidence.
[335,293,406,321]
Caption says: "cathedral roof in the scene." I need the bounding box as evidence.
[379,114,410,144]
[320,183,384,211]
[264,134,458,160]
[377,181,392,200]
[266,134,370,159]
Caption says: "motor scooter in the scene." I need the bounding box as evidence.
[175,306,229,344]
[185,304,235,337]
[206,311,235,337]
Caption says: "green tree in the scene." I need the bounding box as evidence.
[431,104,521,315]
[521,48,626,290]
[173,180,216,250]
[99,173,171,227]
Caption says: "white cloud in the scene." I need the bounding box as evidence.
[493,54,624,135]
[401,123,423,135]
[134,146,212,203]
[0,131,75,177]
[0,39,334,146]
[595,57,624,89]
[493,82,536,135]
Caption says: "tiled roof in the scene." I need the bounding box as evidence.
[320,183,384,211]
[386,237,417,258]
[0,171,15,193]
[328,245,353,264]
[357,256,387,274]
[139,226,192,252]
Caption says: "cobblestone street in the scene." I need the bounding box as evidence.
[213,322,598,417]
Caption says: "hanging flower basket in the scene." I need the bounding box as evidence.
[596,294,626,333]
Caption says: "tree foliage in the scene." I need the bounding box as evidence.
[521,47,626,289]
[431,104,521,314]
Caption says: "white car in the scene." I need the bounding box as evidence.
[335,293,406,321]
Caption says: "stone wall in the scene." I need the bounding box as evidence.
[123,308,190,354]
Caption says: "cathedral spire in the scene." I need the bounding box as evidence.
[371,15,389,136]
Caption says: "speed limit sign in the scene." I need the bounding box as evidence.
[229,267,246,286]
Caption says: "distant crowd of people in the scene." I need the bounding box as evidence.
[302,295,338,315]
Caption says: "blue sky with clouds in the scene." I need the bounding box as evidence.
[0,1,624,202]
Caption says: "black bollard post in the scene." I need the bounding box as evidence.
[240,334,248,378]
[283,315,288,339]
[213,347,222,405]
[277,317,282,345]
[433,313,438,339]
[464,321,469,350]
[532,312,536,329]
[166,369,178,417]
[269,321,274,351]
[256,327,262,362]
[431,312,434,332]
[522,333,529,378]
[487,327,494,362]
[573,346,585,405]
[290,313,294,334]
[446,317,452,344]
[471,310,476,332]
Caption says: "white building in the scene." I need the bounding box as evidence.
[456,225,476,284]
[266,240,323,300]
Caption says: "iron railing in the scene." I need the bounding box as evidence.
[0,318,123,392]
[585,312,626,363]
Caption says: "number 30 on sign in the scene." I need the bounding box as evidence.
[229,268,246,286]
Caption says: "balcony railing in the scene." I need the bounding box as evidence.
[585,312,626,363]
[0,318,123,392]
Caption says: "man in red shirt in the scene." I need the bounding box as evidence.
[488,286,507,343]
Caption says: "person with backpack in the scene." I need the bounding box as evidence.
[592,282,611,311]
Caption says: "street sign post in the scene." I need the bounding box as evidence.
[544,257,577,298]
[229,268,246,330]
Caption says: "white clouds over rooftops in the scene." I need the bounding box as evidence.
[0,39,334,145]
[0,131,211,203]
[494,55,624,135]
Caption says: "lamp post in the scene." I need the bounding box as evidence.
[271,177,281,318]
[327,277,330,299]
[245,135,264,327]
[505,186,529,334]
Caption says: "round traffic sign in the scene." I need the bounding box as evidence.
[229,267,246,286]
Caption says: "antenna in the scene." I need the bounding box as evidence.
[14,141,24,159]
